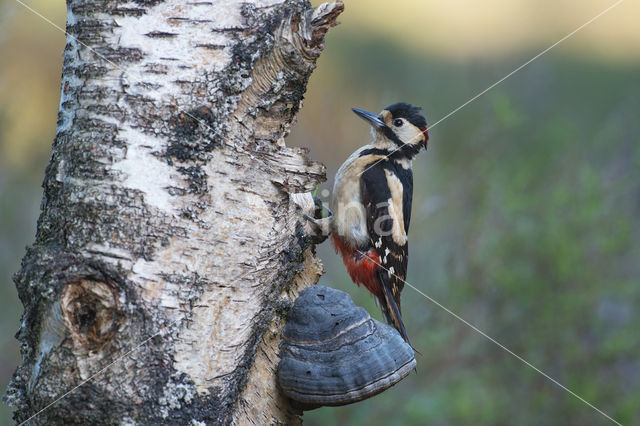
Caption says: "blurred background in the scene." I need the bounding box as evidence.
[1,0,639,424]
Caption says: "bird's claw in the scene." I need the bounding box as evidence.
[303,213,331,244]
[312,195,333,219]
[302,205,331,245]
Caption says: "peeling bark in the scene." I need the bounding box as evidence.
[4,0,343,424]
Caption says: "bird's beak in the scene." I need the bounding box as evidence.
[351,108,385,129]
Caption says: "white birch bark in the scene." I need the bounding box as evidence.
[4,0,343,424]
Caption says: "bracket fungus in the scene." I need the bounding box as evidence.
[277,285,416,409]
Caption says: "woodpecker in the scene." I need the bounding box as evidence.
[328,102,428,344]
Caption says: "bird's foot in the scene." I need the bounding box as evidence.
[303,196,332,244]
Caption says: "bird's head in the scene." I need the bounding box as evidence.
[352,102,428,158]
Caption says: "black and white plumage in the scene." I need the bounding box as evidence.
[328,102,429,344]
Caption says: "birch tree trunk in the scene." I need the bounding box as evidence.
[4,0,342,424]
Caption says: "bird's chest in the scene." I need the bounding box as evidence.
[330,153,386,247]
[331,167,369,247]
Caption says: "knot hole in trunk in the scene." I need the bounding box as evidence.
[61,279,120,354]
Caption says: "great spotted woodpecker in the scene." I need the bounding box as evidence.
[319,103,428,344]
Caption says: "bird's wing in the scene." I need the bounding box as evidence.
[360,161,411,343]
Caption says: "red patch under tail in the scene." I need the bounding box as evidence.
[331,234,382,300]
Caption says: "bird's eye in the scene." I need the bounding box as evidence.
[393,119,403,127]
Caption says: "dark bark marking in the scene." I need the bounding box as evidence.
[210,26,246,33]
[166,107,220,164]
[176,166,208,194]
[145,31,178,38]
[132,0,165,6]
[195,43,227,50]
[112,7,147,17]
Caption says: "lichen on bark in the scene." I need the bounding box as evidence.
[4,0,343,424]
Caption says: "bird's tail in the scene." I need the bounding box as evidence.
[378,271,411,346]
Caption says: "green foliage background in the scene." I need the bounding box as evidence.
[1,0,639,424]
